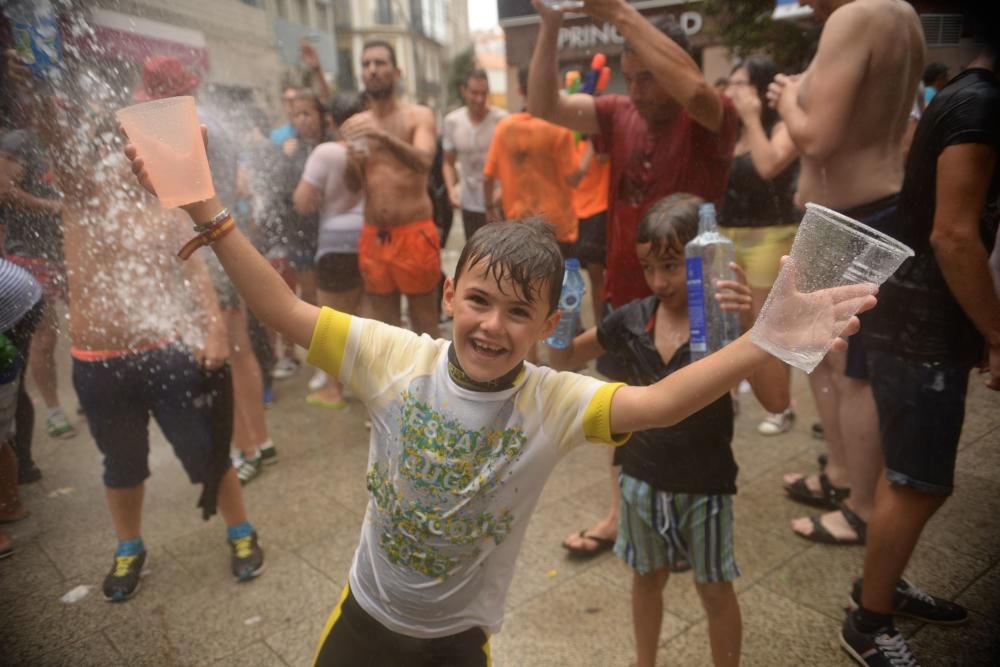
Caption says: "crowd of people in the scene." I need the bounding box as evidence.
[1,0,998,665]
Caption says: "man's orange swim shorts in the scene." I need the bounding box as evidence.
[358,219,441,295]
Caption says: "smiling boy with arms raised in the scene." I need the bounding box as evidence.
[125,134,875,665]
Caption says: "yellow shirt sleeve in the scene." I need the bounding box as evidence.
[582,382,631,446]
[306,307,353,378]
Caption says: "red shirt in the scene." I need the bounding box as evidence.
[595,95,738,307]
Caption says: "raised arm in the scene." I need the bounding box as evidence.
[527,0,600,134]
[609,282,876,433]
[124,136,320,349]
[730,85,799,179]
[929,143,1000,388]
[582,0,723,132]
[768,5,868,161]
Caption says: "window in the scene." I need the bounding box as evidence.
[375,0,394,25]
[337,48,356,90]
[920,14,963,47]
[333,0,351,27]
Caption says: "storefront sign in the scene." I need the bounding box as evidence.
[556,12,702,49]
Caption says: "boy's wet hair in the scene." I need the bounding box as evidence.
[637,193,704,256]
[453,219,565,314]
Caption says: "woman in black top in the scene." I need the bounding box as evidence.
[720,56,800,436]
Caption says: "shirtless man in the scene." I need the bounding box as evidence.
[338,41,440,334]
[11,55,264,601]
[767,0,924,552]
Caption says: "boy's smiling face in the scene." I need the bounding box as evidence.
[637,242,688,313]
[443,258,560,383]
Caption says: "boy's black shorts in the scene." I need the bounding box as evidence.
[313,585,491,667]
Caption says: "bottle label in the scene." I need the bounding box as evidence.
[686,257,708,352]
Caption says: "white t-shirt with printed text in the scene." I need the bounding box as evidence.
[307,308,625,638]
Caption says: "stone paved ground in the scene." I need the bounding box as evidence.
[2,226,998,665]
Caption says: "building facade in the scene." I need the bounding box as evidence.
[58,0,469,122]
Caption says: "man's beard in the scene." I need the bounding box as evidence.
[365,80,395,100]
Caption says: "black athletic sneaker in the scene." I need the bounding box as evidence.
[840,614,920,667]
[103,551,146,602]
[230,532,264,582]
[850,578,969,625]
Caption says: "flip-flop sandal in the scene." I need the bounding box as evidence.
[561,530,615,559]
[794,506,867,546]
[306,394,348,410]
[784,471,850,510]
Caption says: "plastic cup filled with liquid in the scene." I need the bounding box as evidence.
[750,203,914,373]
[116,96,214,208]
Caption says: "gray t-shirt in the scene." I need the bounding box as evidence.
[442,106,507,213]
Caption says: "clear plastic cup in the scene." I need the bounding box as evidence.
[115,96,214,208]
[750,203,914,373]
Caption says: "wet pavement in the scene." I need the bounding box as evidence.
[2,241,999,666]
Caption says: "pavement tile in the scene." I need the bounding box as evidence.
[920,471,1000,561]
[732,453,832,540]
[758,542,865,621]
[955,425,1000,483]
[721,585,853,666]
[21,632,128,667]
[0,571,120,664]
[211,641,287,667]
[0,537,63,600]
[293,513,365,590]
[264,618,323,667]
[908,609,1000,666]
[955,560,1000,617]
[494,569,687,667]
[505,482,621,610]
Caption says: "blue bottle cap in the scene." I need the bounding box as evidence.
[565,258,580,269]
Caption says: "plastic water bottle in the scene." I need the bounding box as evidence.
[685,203,740,361]
[4,0,63,80]
[546,258,585,349]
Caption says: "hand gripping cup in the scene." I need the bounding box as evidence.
[750,203,914,373]
[115,96,214,208]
